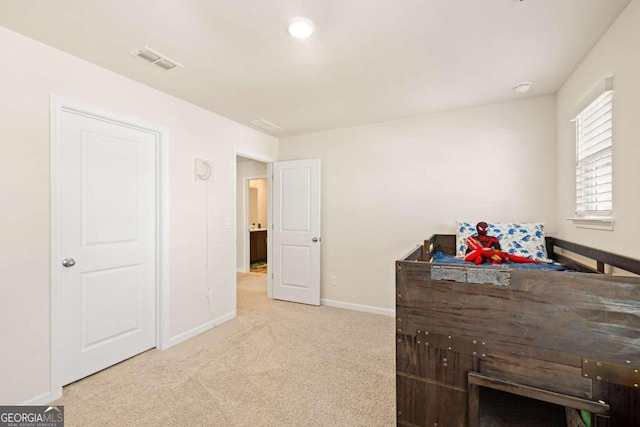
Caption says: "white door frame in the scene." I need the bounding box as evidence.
[50,95,170,401]
[242,175,268,273]
[233,149,276,301]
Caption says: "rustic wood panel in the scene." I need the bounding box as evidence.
[397,236,640,426]
[468,383,479,427]
[479,353,592,398]
[397,261,640,367]
[547,237,640,275]
[468,372,609,415]
[423,238,433,262]
[401,245,423,262]
[553,253,601,273]
[397,374,468,427]
[396,333,421,377]
[397,374,427,426]
[421,349,470,387]
[425,234,456,259]
[592,382,640,427]
[426,384,467,427]
[397,333,474,388]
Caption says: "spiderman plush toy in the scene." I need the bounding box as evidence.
[464,221,539,265]
[465,222,500,252]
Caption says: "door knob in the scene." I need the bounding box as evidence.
[62,258,76,268]
[312,237,319,243]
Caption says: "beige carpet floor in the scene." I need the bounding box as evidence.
[53,273,396,426]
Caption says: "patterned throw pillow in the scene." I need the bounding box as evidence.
[455,221,550,262]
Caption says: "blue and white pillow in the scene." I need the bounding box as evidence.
[455,221,550,262]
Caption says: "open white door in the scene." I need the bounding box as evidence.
[272,159,321,305]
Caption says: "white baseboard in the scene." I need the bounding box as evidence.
[321,299,395,317]
[167,310,237,348]
[214,310,236,326]
[20,391,52,406]
[168,319,215,348]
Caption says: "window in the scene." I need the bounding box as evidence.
[574,77,613,219]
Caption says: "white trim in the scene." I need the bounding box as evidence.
[168,320,215,348]
[166,310,236,348]
[157,124,171,351]
[19,392,52,406]
[266,163,273,299]
[50,95,170,401]
[321,299,395,317]
[214,310,237,326]
[50,96,63,402]
[234,150,277,164]
[573,76,614,119]
[565,217,614,231]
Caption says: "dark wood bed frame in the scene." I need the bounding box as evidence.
[396,234,640,427]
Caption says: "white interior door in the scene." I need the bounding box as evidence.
[59,109,157,385]
[272,159,321,305]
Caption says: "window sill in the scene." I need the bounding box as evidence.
[565,217,614,231]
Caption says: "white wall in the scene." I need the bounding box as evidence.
[279,95,557,311]
[0,27,277,404]
[236,160,268,271]
[250,178,268,228]
[556,0,640,258]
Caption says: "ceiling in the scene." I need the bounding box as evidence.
[0,0,631,137]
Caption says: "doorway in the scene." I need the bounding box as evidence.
[50,96,169,401]
[235,156,269,274]
[234,152,275,307]
[233,153,322,308]
[248,177,268,273]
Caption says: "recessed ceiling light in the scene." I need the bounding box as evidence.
[512,81,533,93]
[288,17,315,39]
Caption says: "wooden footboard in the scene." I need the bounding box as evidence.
[396,239,640,427]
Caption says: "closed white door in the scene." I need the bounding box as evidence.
[272,159,321,305]
[59,109,157,385]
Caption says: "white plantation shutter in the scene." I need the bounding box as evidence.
[575,82,613,216]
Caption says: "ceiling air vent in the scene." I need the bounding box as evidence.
[131,47,183,72]
[250,119,282,131]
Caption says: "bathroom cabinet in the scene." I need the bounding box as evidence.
[250,230,267,263]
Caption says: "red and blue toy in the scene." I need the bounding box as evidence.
[464,221,540,265]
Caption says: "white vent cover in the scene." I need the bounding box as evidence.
[131,47,183,72]
[250,119,282,131]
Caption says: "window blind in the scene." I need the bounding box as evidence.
[575,90,612,215]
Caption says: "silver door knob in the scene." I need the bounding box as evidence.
[312,237,319,243]
[62,258,76,268]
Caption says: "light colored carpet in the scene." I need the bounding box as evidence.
[53,273,396,426]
